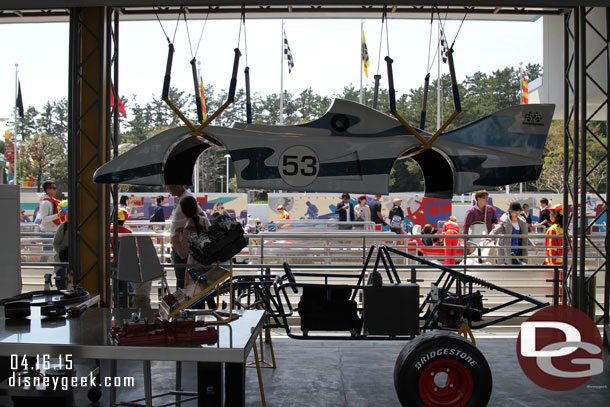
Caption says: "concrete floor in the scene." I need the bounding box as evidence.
[86,337,610,406]
[2,337,609,406]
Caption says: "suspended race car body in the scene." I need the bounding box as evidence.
[93,127,214,186]
[94,98,554,198]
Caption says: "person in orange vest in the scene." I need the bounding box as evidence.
[277,205,290,220]
[543,204,564,265]
[40,179,62,233]
[442,216,460,265]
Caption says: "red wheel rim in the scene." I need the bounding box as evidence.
[418,358,474,407]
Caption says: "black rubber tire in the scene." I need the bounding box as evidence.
[394,331,492,407]
[282,261,298,293]
[88,386,102,402]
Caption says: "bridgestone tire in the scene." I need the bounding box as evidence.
[394,331,492,407]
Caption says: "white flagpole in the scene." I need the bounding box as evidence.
[13,64,19,186]
[279,21,285,125]
[359,20,363,104]
[518,63,523,193]
[519,62,524,104]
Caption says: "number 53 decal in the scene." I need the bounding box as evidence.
[279,146,320,187]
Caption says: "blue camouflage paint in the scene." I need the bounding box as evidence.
[442,116,547,150]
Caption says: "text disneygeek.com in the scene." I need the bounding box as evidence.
[9,372,136,391]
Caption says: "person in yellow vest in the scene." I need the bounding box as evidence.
[277,205,290,220]
[543,204,564,265]
[442,216,460,265]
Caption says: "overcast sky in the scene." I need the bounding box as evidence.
[0,16,543,132]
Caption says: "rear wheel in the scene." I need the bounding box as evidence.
[394,331,492,407]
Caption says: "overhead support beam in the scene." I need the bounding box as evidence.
[0,3,570,23]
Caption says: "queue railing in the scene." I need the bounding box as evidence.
[18,228,606,321]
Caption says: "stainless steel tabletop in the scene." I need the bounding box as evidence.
[0,308,264,363]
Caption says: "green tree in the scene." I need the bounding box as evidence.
[389,158,424,192]
[20,132,67,191]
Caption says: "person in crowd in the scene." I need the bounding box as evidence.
[53,200,70,289]
[150,195,166,222]
[354,195,371,222]
[173,195,216,308]
[369,194,384,226]
[522,203,534,232]
[442,216,460,265]
[536,198,552,229]
[254,218,263,233]
[53,200,69,261]
[118,195,131,220]
[490,202,533,265]
[244,215,260,234]
[335,193,355,230]
[543,204,564,265]
[388,198,404,234]
[40,179,62,233]
[110,208,133,260]
[277,204,291,220]
[167,185,194,289]
[119,195,130,211]
[463,190,497,239]
[111,208,150,308]
[422,224,440,246]
[173,196,210,272]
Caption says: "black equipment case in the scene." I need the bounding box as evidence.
[298,286,362,334]
[363,283,419,336]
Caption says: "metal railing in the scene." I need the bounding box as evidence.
[275,220,376,232]
[17,229,606,322]
[20,229,608,267]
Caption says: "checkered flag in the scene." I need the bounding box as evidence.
[283,30,294,73]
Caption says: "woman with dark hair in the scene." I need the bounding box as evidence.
[171,196,216,307]
[171,196,211,282]
[388,198,404,234]
[491,202,533,264]
[543,204,564,265]
[119,195,130,209]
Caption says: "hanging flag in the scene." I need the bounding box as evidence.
[16,81,24,118]
[283,30,294,74]
[110,89,127,117]
[522,77,528,104]
[199,76,207,120]
[362,31,370,78]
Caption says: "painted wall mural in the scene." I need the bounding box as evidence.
[18,192,605,233]
[20,192,248,224]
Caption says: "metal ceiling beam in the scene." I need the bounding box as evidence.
[0,1,589,24]
[1,1,608,9]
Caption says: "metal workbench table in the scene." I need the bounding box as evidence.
[0,307,264,406]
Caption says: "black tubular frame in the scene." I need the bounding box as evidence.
[193,245,549,340]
